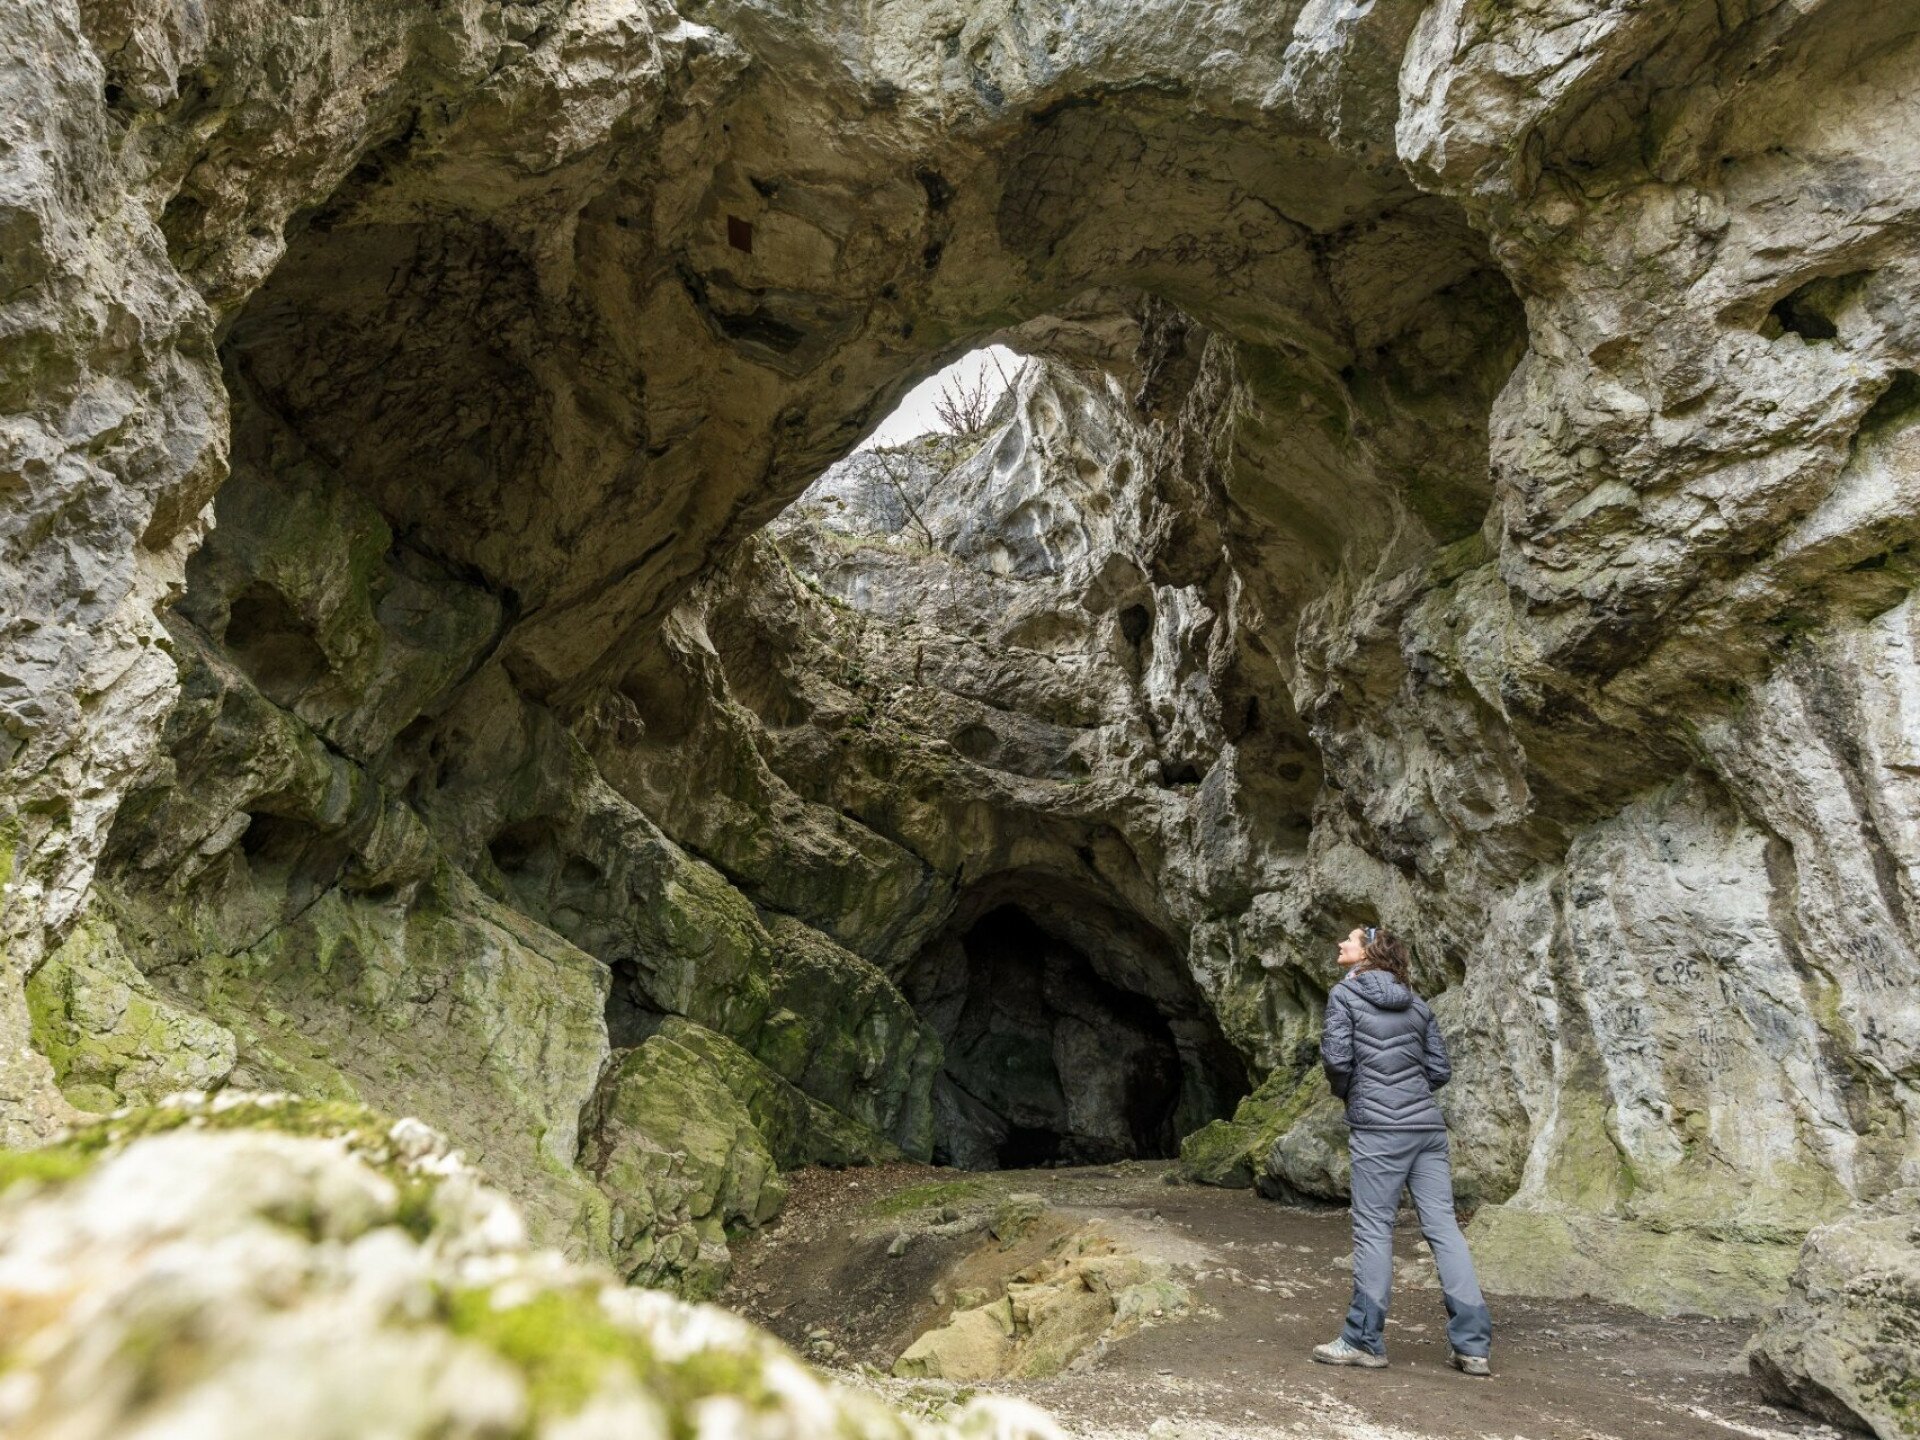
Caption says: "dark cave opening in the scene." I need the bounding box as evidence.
[905,895,1246,1171]
[219,582,331,707]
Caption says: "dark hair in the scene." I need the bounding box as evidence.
[1360,925,1413,989]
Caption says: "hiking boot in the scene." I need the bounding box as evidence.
[1449,1350,1492,1377]
[1312,1338,1388,1368]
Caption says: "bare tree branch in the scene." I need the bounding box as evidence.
[931,364,995,435]
[986,347,1025,399]
[867,448,934,547]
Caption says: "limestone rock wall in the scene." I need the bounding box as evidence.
[0,1096,1063,1440]
[72,376,940,1271]
[619,360,1276,1167]
[1,0,1918,1401]
[0,0,740,1143]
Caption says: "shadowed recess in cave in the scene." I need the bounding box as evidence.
[905,893,1247,1170]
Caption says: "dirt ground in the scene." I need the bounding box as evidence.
[721,1161,1849,1440]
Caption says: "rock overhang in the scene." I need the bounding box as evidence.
[2,4,1918,1417]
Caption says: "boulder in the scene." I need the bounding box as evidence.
[1749,1190,1920,1437]
[1260,1085,1353,1204]
[893,1298,1017,1381]
[0,1096,1063,1440]
[751,915,943,1158]
[1007,1278,1114,1380]
[893,1221,1193,1382]
[578,1026,788,1298]
[1182,1068,1338,1193]
[649,1014,901,1170]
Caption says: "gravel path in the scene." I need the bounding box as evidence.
[722,1161,1847,1440]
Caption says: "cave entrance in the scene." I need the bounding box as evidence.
[856,344,1025,449]
[904,889,1247,1171]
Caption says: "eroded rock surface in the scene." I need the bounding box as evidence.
[3,1,1920,1430]
[1749,1189,1920,1439]
[0,1095,1063,1440]
[892,1222,1194,1383]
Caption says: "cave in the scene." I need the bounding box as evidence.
[11,0,1920,1430]
[904,887,1248,1171]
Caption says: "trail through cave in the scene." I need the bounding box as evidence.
[726,1163,1822,1440]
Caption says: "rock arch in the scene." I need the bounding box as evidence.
[4,0,1919,1363]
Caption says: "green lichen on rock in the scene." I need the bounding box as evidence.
[752,914,942,1158]
[443,1284,662,1422]
[626,849,775,1039]
[578,1024,788,1298]
[1006,1281,1112,1380]
[1260,1072,1353,1202]
[1180,1066,1336,1192]
[1177,1117,1260,1189]
[0,1108,1063,1440]
[448,1275,1058,1437]
[0,1093,446,1224]
[1748,1188,1920,1438]
[1468,1204,1800,1320]
[103,861,614,1259]
[175,413,502,762]
[0,1145,94,1194]
[655,1015,900,1169]
[25,912,235,1114]
[572,1010,911,1301]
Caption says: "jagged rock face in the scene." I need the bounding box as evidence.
[4,0,1920,1414]
[0,1097,1064,1440]
[1749,1188,1920,1439]
[617,364,1274,1176]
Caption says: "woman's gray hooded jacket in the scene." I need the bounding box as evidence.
[1320,969,1450,1130]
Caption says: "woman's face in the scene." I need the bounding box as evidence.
[1337,927,1368,969]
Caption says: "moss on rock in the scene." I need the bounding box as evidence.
[26,912,236,1114]
[443,1284,661,1422]
[1259,1071,1352,1202]
[573,1013,910,1301]
[0,1107,1064,1439]
[1179,1066,1336,1192]
[102,862,614,1260]
[579,1025,789,1298]
[752,914,942,1158]
[655,1015,900,1168]
[1177,1117,1259,1188]
[1469,1204,1801,1319]
[0,1093,468,1234]
[1749,1188,1920,1438]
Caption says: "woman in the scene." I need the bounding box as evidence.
[1310,924,1493,1376]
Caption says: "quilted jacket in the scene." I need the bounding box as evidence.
[1319,968,1450,1130]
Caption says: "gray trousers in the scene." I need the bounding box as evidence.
[1340,1128,1492,1358]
